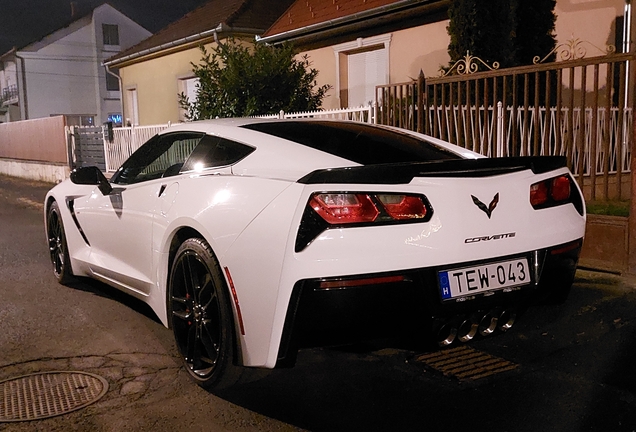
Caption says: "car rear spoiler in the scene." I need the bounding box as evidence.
[297,156,568,185]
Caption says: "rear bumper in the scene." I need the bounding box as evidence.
[276,238,582,367]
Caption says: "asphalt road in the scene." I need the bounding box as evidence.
[0,173,635,432]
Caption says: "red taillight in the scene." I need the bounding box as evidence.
[310,193,379,224]
[377,194,427,220]
[550,175,571,201]
[530,181,549,207]
[530,175,573,209]
[308,192,432,225]
[298,192,434,251]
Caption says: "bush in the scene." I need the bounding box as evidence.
[179,38,331,120]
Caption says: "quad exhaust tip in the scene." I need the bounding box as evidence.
[498,310,516,331]
[457,318,478,342]
[437,323,457,347]
[478,312,498,336]
[435,309,517,346]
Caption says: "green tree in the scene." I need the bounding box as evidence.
[446,0,556,69]
[515,0,558,64]
[179,38,331,120]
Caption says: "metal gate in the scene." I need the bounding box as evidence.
[69,126,106,171]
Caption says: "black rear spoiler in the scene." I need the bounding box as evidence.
[297,156,567,185]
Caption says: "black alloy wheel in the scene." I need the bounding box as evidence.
[47,201,73,284]
[169,238,240,389]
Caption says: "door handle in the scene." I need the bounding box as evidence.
[158,184,167,197]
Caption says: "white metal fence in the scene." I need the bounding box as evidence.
[428,104,632,177]
[105,124,174,172]
[101,103,629,183]
[102,107,374,172]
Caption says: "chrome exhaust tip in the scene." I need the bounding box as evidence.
[479,312,498,336]
[498,310,517,331]
[437,323,457,347]
[457,318,478,342]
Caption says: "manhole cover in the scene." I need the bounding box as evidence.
[0,371,108,422]
[415,346,518,381]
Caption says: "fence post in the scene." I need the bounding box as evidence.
[629,80,636,273]
[65,125,75,170]
[101,125,111,174]
[497,102,504,157]
[417,70,425,133]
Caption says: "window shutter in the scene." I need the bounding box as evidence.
[347,48,387,108]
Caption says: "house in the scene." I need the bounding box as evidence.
[102,0,632,124]
[0,3,151,126]
[259,0,633,111]
[103,0,296,126]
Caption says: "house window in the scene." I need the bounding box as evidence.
[126,88,139,126]
[178,77,199,121]
[106,71,119,91]
[108,113,123,126]
[62,115,95,126]
[333,35,391,109]
[347,47,387,107]
[102,24,120,46]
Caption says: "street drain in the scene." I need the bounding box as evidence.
[415,346,518,381]
[0,371,108,422]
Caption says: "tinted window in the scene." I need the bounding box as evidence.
[112,133,203,184]
[242,121,460,164]
[181,136,255,172]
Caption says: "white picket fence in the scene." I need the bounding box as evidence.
[103,106,374,172]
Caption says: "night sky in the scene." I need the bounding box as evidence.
[0,0,207,55]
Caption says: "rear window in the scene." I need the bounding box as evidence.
[241,121,461,164]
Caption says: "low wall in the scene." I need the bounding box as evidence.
[579,214,629,274]
[0,158,69,183]
[0,116,68,164]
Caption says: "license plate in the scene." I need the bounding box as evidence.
[438,258,530,300]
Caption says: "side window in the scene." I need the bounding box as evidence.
[182,136,255,172]
[102,24,120,46]
[112,133,203,184]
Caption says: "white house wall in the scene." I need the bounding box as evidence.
[16,4,150,124]
[92,4,152,124]
[20,24,97,120]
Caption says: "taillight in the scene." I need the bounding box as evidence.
[296,192,433,252]
[310,193,379,224]
[530,181,549,207]
[530,175,575,209]
[377,194,428,220]
[550,176,571,201]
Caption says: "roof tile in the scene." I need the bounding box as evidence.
[108,0,293,64]
[263,0,401,37]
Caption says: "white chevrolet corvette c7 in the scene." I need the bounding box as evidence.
[45,118,585,388]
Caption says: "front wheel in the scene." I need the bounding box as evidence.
[168,238,242,389]
[47,201,73,284]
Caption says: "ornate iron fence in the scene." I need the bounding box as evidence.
[376,51,636,201]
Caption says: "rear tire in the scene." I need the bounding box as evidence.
[46,201,74,284]
[168,238,242,390]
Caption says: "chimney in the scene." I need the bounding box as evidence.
[70,2,78,18]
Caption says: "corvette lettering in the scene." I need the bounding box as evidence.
[465,232,516,244]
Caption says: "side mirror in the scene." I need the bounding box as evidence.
[70,166,113,195]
